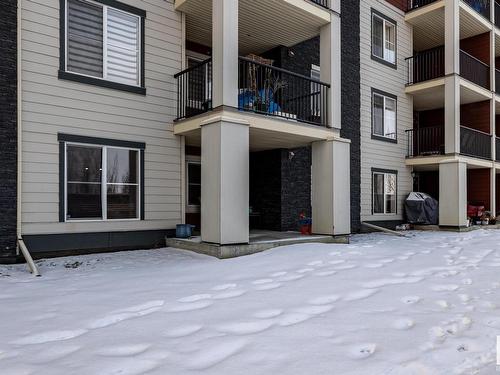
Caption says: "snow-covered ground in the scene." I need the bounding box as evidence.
[1,230,500,375]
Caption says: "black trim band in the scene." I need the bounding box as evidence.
[58,133,146,149]
[58,71,146,95]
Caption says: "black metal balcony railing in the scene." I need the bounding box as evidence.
[460,126,492,159]
[496,137,500,161]
[496,1,500,28]
[311,0,329,8]
[407,0,439,12]
[460,50,490,89]
[406,46,445,85]
[174,58,212,121]
[406,126,445,158]
[496,69,500,95]
[238,57,330,127]
[463,0,491,20]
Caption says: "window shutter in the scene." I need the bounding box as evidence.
[106,9,140,86]
[67,0,104,78]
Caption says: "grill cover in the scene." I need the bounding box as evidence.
[405,192,439,225]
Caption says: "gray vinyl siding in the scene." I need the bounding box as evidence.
[20,0,182,235]
[360,0,413,222]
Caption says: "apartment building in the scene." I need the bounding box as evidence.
[404,0,500,228]
[0,0,354,262]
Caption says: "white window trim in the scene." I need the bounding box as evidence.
[64,141,142,222]
[372,13,396,64]
[185,156,201,214]
[372,172,397,215]
[373,92,397,140]
[64,0,142,87]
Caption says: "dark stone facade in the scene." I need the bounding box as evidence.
[249,148,312,232]
[0,0,18,259]
[341,0,362,232]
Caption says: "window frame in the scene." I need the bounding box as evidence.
[59,0,146,95]
[58,133,146,222]
[371,9,397,69]
[372,168,398,215]
[371,88,398,143]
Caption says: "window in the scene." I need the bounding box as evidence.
[372,90,397,141]
[60,0,145,93]
[372,11,396,66]
[311,64,321,117]
[186,160,201,211]
[373,171,397,215]
[59,134,145,221]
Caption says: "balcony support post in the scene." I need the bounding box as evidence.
[311,138,351,235]
[212,0,238,108]
[320,3,341,129]
[444,75,460,154]
[439,160,468,228]
[200,117,249,245]
[491,167,496,217]
[444,0,460,75]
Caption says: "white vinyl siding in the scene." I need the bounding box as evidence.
[65,0,141,86]
[20,0,182,235]
[360,0,413,223]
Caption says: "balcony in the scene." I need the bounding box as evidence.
[460,50,490,89]
[407,0,440,12]
[496,0,500,27]
[406,126,445,157]
[460,126,492,159]
[310,0,330,8]
[496,137,500,161]
[406,47,490,89]
[463,0,491,20]
[175,57,330,127]
[496,69,500,95]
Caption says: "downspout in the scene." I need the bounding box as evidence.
[16,0,40,276]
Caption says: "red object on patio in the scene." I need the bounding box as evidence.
[467,204,485,218]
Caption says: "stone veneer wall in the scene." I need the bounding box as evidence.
[0,0,18,259]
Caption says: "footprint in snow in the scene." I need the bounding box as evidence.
[254,282,282,291]
[431,284,459,292]
[307,260,324,267]
[328,260,346,265]
[435,300,450,309]
[178,294,212,303]
[253,309,283,319]
[166,300,213,313]
[187,339,247,370]
[347,343,377,359]
[13,329,88,345]
[401,296,421,304]
[96,344,151,357]
[462,279,473,285]
[213,290,247,300]
[164,325,203,338]
[216,320,274,335]
[308,295,341,305]
[211,283,237,291]
[270,271,287,277]
[297,268,314,274]
[252,279,274,285]
[363,263,384,269]
[88,301,165,329]
[278,273,305,282]
[314,270,337,277]
[294,305,334,315]
[278,313,312,327]
[343,289,379,302]
[392,318,415,330]
[28,344,81,364]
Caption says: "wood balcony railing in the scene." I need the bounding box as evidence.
[460,126,492,160]
[463,0,491,20]
[460,50,490,90]
[406,126,445,158]
[238,57,330,127]
[407,0,439,11]
[406,46,445,85]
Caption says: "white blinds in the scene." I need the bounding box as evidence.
[106,9,140,86]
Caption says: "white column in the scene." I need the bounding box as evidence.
[439,160,467,227]
[311,138,351,235]
[444,0,460,75]
[212,0,238,108]
[320,9,341,129]
[490,168,496,216]
[444,75,460,154]
[201,117,249,244]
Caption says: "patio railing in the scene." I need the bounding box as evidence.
[310,0,330,8]
[460,126,492,160]
[460,50,490,90]
[174,58,212,121]
[406,46,445,85]
[463,0,491,20]
[496,69,500,95]
[496,137,500,161]
[406,126,445,157]
[496,1,500,28]
[238,56,330,127]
